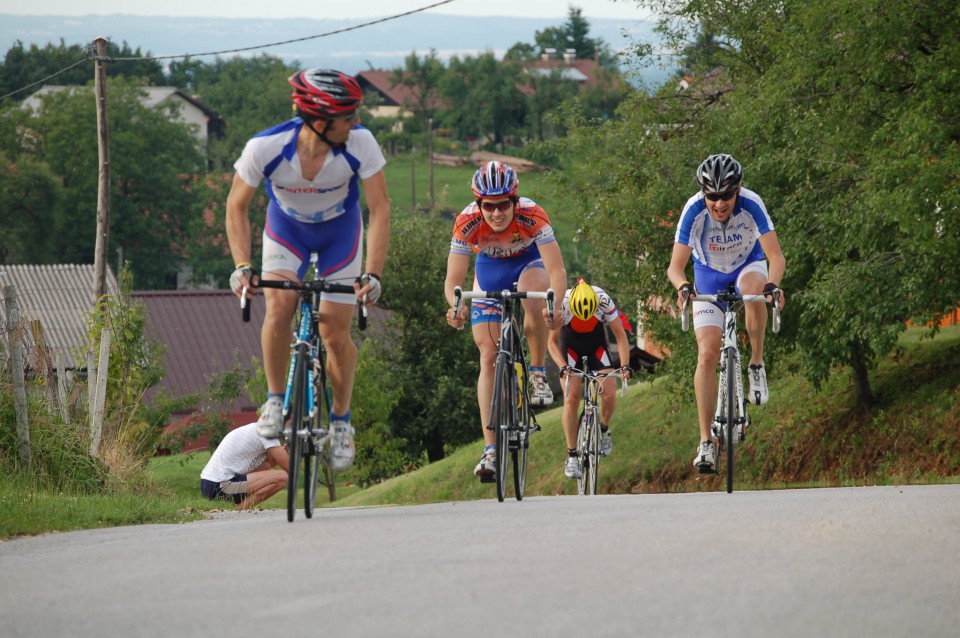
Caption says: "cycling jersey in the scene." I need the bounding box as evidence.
[674,187,774,274]
[234,118,386,224]
[450,197,556,259]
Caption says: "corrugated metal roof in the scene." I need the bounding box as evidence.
[134,289,265,412]
[0,264,119,360]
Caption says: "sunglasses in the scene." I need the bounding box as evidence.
[704,190,737,202]
[480,200,514,212]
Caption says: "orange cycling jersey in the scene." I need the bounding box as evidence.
[450,197,556,259]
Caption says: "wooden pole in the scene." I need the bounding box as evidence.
[4,286,31,467]
[92,37,111,308]
[410,155,416,214]
[428,117,434,211]
[89,328,111,457]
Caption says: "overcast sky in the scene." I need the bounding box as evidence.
[0,0,652,21]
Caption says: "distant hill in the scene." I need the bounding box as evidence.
[0,13,675,87]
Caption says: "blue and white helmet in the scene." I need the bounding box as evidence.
[696,154,742,192]
[471,161,519,199]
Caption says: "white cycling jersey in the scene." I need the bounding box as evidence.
[674,187,774,274]
[234,118,386,224]
[200,424,281,482]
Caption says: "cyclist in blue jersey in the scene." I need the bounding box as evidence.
[666,154,786,473]
[226,69,391,473]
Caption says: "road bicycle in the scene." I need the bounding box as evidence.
[681,284,780,493]
[563,358,627,495]
[453,285,554,502]
[241,261,366,522]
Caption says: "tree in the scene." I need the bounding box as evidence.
[14,77,205,288]
[0,152,63,263]
[441,53,526,145]
[534,6,617,68]
[374,210,483,463]
[549,0,960,410]
[390,50,446,135]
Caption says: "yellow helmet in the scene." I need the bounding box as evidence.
[569,278,599,321]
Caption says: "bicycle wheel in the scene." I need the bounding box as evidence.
[587,406,601,495]
[512,359,529,501]
[304,348,329,519]
[286,346,308,522]
[725,348,737,494]
[576,410,590,496]
[490,354,513,502]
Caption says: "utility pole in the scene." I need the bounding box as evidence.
[92,37,111,308]
[428,117,435,211]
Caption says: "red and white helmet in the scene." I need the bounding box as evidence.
[471,160,519,199]
[288,68,363,120]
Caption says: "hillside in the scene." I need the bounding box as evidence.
[334,326,960,506]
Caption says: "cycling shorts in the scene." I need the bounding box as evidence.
[559,321,613,370]
[470,250,544,326]
[261,199,363,305]
[200,475,248,505]
[692,259,768,331]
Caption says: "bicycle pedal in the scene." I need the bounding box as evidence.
[698,465,718,475]
[478,475,496,484]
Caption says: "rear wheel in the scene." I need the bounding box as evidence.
[491,354,513,502]
[576,411,590,495]
[725,348,737,494]
[286,347,308,522]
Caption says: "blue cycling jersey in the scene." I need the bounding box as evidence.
[674,187,774,274]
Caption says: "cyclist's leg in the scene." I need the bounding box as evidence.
[693,325,722,443]
[317,300,356,412]
[737,261,769,366]
[471,303,501,446]
[562,375,582,449]
[517,260,549,367]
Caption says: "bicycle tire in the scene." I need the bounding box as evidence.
[490,354,512,502]
[588,406,601,495]
[286,345,308,522]
[576,410,590,495]
[512,356,529,501]
[726,348,737,494]
[304,346,328,519]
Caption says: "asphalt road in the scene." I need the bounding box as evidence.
[2,485,958,637]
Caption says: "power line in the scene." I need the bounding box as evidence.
[0,56,91,103]
[0,0,460,104]
[111,0,460,62]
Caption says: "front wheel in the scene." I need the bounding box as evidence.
[512,366,530,501]
[725,348,737,494]
[286,347,309,522]
[587,407,601,495]
[490,355,513,502]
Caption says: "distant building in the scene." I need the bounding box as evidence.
[23,85,224,159]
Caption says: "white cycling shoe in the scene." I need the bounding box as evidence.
[529,371,554,407]
[693,440,717,473]
[748,363,769,405]
[329,422,356,472]
[255,398,284,439]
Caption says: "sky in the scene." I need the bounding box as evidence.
[0,0,653,21]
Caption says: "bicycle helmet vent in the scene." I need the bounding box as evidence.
[471,160,519,199]
[289,68,363,120]
[569,278,599,322]
[696,154,742,192]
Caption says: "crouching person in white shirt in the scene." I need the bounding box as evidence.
[200,423,289,510]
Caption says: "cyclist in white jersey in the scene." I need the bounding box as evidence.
[666,154,786,472]
[226,69,391,473]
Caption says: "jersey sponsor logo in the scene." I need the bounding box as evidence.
[695,307,716,316]
[276,182,346,195]
[458,215,483,237]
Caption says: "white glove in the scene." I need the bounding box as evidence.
[361,273,381,303]
[230,265,253,295]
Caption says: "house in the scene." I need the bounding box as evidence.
[0,264,119,366]
[22,85,224,157]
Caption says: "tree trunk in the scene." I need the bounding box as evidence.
[424,432,446,464]
[850,340,876,410]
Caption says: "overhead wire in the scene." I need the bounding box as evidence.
[0,0,460,103]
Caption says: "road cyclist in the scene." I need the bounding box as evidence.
[666,153,786,474]
[226,68,391,476]
[548,278,632,483]
[444,160,567,483]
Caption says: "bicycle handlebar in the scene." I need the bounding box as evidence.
[452,286,555,319]
[241,277,367,331]
[680,290,781,334]
[563,366,629,398]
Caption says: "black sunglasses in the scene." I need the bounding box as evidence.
[479,200,513,212]
[704,190,737,202]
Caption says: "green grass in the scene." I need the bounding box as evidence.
[4,326,958,538]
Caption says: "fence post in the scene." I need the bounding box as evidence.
[89,327,111,457]
[55,351,70,424]
[4,285,31,468]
